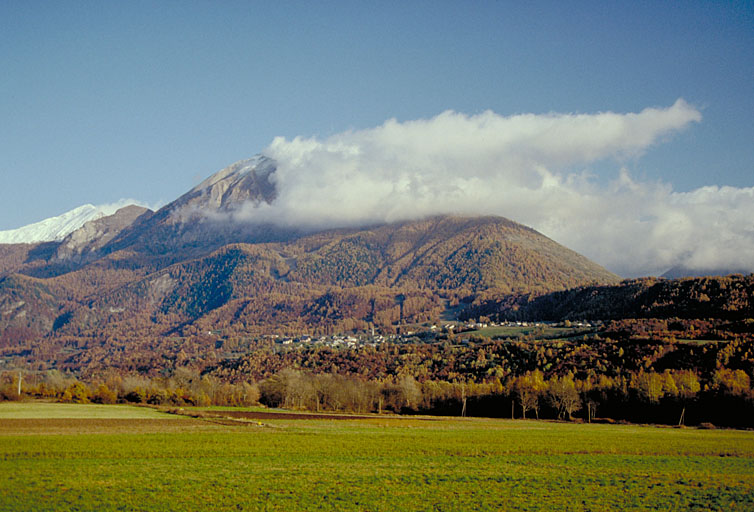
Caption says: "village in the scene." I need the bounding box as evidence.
[256,319,597,349]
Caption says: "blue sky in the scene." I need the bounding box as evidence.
[1,1,753,275]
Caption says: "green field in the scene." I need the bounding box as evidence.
[463,325,591,340]
[1,403,753,511]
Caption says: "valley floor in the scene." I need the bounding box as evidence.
[1,402,753,511]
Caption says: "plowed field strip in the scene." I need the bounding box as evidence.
[0,417,208,435]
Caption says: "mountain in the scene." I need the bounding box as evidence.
[272,215,619,292]
[0,156,623,366]
[0,206,152,279]
[96,156,296,264]
[172,155,277,215]
[0,203,139,245]
[0,213,620,348]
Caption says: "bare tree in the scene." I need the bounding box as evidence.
[548,375,581,420]
[397,375,422,411]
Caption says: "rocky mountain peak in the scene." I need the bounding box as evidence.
[171,155,277,219]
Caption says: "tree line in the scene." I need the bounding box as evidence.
[2,364,752,428]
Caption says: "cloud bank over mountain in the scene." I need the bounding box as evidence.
[226,99,750,277]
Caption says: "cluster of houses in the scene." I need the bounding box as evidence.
[271,333,393,348]
[208,319,600,357]
[260,319,597,349]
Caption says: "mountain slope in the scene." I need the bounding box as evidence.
[0,274,63,345]
[283,216,618,293]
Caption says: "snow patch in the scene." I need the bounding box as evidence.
[237,154,275,176]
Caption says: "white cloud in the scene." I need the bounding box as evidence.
[228,99,753,276]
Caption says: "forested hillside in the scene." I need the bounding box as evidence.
[0,215,619,347]
[466,274,754,322]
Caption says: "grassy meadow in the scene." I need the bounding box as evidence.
[462,325,591,340]
[0,402,753,511]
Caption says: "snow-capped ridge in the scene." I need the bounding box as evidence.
[0,201,144,244]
